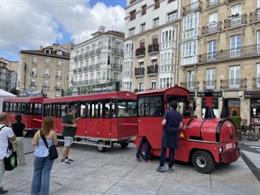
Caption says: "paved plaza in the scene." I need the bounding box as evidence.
[2,138,260,195]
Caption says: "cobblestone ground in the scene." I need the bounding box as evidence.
[2,138,260,195]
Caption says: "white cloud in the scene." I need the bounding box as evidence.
[0,0,125,57]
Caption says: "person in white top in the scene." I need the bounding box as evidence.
[0,113,16,194]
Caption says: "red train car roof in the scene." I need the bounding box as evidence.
[136,86,190,97]
[3,97,45,103]
[44,91,136,103]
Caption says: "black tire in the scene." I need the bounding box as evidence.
[191,150,215,174]
[120,142,129,149]
[97,141,106,152]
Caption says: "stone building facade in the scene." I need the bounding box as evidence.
[19,44,71,97]
[122,0,181,91]
[0,58,17,92]
[179,0,260,124]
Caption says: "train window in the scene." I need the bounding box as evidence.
[61,104,67,117]
[80,103,87,118]
[17,103,20,113]
[3,102,7,112]
[91,102,100,118]
[117,100,137,117]
[29,103,34,114]
[34,103,42,115]
[103,101,111,118]
[138,96,163,117]
[13,103,17,112]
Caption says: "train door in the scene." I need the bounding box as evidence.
[87,101,101,139]
[79,102,88,137]
[99,100,112,139]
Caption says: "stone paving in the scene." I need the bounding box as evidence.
[1,138,260,195]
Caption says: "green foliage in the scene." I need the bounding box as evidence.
[229,116,241,130]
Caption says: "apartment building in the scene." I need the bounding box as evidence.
[69,27,124,94]
[123,0,181,91]
[0,58,17,92]
[180,0,260,124]
[20,44,71,97]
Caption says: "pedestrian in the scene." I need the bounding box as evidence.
[61,107,78,164]
[0,113,16,194]
[31,117,57,195]
[11,114,26,166]
[156,101,182,172]
[136,137,151,162]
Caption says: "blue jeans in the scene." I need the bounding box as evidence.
[31,156,54,195]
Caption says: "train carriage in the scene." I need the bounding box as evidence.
[43,91,137,151]
[2,97,44,135]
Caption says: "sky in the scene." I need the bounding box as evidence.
[0,0,126,61]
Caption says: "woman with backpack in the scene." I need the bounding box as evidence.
[31,117,57,195]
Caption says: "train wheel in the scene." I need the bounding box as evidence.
[97,141,106,152]
[120,142,129,149]
[192,150,215,174]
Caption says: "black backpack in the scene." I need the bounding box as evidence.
[40,133,58,160]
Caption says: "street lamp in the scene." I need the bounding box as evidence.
[23,63,27,93]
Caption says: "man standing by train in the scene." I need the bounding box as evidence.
[61,107,78,164]
[156,101,182,172]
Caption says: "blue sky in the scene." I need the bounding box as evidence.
[0,0,126,61]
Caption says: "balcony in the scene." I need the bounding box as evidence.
[147,65,158,75]
[224,14,247,29]
[148,44,159,54]
[253,77,260,88]
[134,67,145,77]
[250,9,260,23]
[199,44,260,64]
[183,1,202,15]
[43,74,50,78]
[207,0,220,8]
[135,47,145,57]
[220,78,247,90]
[181,81,199,91]
[203,80,216,90]
[202,22,222,35]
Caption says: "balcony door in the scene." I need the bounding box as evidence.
[187,70,195,90]
[207,40,216,60]
[229,66,240,89]
[231,4,242,26]
[230,35,241,57]
[257,31,260,53]
[257,63,260,88]
[206,68,216,89]
[208,12,218,32]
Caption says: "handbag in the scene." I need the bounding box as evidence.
[40,133,58,160]
[0,126,18,171]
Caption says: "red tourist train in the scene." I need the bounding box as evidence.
[2,97,44,135]
[136,86,240,173]
[43,91,137,151]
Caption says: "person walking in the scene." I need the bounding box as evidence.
[156,101,182,173]
[61,107,78,164]
[0,113,16,194]
[11,114,26,166]
[31,117,57,195]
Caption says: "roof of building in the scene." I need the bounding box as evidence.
[74,30,125,49]
[20,43,71,60]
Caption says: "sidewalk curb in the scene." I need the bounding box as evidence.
[241,151,260,183]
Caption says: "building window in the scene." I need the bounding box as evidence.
[153,37,158,44]
[32,57,37,64]
[140,23,146,32]
[167,11,177,22]
[256,63,260,87]
[154,0,160,9]
[31,67,37,76]
[258,0,260,8]
[206,68,216,89]
[44,69,49,78]
[187,70,195,90]
[140,41,145,48]
[43,80,49,88]
[207,40,217,60]
[30,79,36,87]
[257,31,260,53]
[183,41,196,57]
[129,27,135,36]
[229,65,240,88]
[138,82,143,91]
[153,17,160,28]
[58,61,62,66]
[169,0,175,3]
[130,10,136,21]
[142,4,147,15]
[230,35,241,57]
